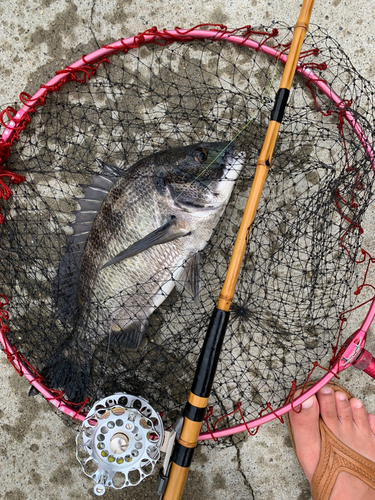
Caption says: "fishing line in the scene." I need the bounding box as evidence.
[174,50,283,198]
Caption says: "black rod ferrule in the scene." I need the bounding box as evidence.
[190,307,230,398]
[184,402,207,422]
[173,442,195,468]
[270,88,290,123]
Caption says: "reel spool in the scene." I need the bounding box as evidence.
[76,393,164,496]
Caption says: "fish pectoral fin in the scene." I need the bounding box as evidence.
[100,216,190,270]
[175,252,201,305]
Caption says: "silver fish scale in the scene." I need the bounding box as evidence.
[77,157,230,340]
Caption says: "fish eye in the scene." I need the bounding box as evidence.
[194,148,208,162]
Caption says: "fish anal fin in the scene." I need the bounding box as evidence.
[111,321,147,349]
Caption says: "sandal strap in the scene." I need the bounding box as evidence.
[311,419,375,500]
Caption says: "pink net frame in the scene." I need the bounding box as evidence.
[0,24,374,438]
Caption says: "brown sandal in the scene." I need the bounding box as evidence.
[285,381,375,500]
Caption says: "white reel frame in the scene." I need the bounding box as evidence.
[76,393,164,496]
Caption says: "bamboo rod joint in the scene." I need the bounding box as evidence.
[257,160,270,168]
[294,22,309,30]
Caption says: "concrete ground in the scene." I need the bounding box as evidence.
[0,1,374,499]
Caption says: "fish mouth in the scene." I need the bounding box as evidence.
[199,142,238,192]
[166,142,245,213]
[209,149,246,197]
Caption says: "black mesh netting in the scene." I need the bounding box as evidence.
[1,24,375,441]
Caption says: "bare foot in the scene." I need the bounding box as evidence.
[288,385,375,500]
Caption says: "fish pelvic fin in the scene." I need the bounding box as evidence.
[175,252,201,305]
[110,320,148,349]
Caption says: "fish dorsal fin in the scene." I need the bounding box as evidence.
[71,160,120,245]
[90,160,119,190]
[175,252,201,305]
[53,160,120,320]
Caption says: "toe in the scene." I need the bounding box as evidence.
[288,393,320,483]
[289,394,319,430]
[350,398,370,428]
[335,391,353,424]
[317,385,339,429]
[368,413,375,436]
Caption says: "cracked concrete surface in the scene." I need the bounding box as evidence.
[235,445,255,500]
[1,0,375,499]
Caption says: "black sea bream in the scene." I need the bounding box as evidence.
[37,142,246,402]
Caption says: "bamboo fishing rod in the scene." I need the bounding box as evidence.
[160,1,315,498]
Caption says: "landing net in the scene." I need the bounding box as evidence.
[0,24,374,443]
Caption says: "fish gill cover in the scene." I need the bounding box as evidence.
[0,24,375,443]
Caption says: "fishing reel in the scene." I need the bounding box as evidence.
[76,393,164,496]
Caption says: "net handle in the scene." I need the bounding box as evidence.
[162,2,315,498]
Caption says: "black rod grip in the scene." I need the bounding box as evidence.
[191,308,230,398]
[270,88,290,123]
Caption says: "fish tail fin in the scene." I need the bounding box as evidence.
[29,338,90,404]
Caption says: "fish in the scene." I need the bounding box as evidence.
[33,141,246,403]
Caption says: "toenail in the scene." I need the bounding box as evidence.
[337,392,347,401]
[321,386,332,394]
[302,396,314,409]
[354,399,363,409]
